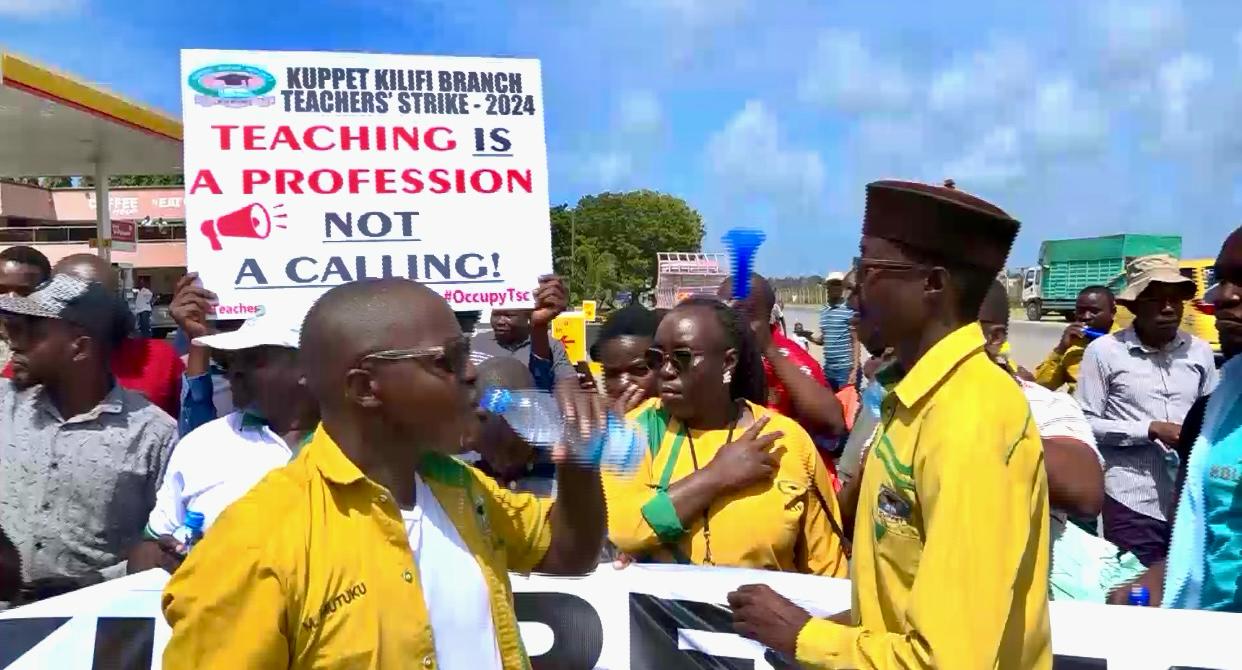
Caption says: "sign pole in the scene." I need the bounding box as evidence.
[94,161,112,263]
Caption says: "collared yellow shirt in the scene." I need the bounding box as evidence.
[605,399,848,576]
[796,324,1051,669]
[162,425,552,670]
[1034,344,1084,394]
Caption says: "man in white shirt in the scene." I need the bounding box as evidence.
[980,279,1143,599]
[134,277,155,338]
[128,313,318,573]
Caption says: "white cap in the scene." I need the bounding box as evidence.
[825,271,846,283]
[193,313,300,350]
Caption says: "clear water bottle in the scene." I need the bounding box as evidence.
[172,510,206,555]
[479,388,643,474]
[1127,584,1150,606]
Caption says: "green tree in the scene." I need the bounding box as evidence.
[81,174,184,187]
[558,242,619,305]
[551,190,703,305]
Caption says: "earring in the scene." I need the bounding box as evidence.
[723,371,732,384]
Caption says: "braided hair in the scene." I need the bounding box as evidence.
[672,297,767,405]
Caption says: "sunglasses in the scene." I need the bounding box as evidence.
[361,335,472,378]
[644,347,705,373]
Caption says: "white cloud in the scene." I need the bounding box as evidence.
[707,100,825,208]
[798,30,913,113]
[574,151,635,189]
[942,126,1024,187]
[1154,52,1212,148]
[928,40,1034,113]
[0,0,81,16]
[1025,77,1108,155]
[1092,0,1185,75]
[616,90,663,137]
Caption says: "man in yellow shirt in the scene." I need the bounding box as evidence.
[729,179,1051,669]
[1033,285,1117,393]
[162,278,606,670]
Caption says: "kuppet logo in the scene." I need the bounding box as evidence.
[188,64,277,108]
[302,582,368,631]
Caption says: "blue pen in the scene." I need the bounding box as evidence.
[1083,327,1107,340]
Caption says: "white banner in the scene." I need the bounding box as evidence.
[1,566,1240,668]
[181,49,553,319]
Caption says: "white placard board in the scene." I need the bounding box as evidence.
[4,566,1241,669]
[181,49,553,318]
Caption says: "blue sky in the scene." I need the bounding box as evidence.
[3,0,1242,275]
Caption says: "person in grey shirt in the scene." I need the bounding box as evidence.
[0,274,177,606]
[470,275,576,391]
[1076,254,1217,566]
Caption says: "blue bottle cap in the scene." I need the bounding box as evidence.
[184,510,206,532]
[1128,584,1150,605]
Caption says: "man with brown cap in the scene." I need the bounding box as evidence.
[729,180,1050,669]
[1076,254,1217,566]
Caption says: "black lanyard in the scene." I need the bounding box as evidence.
[682,401,742,566]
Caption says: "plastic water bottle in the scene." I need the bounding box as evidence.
[479,388,643,474]
[1127,584,1150,606]
[172,510,206,555]
[861,379,885,418]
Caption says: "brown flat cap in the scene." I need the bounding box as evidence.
[863,179,1020,274]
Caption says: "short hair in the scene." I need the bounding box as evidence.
[672,297,767,405]
[892,241,995,323]
[476,356,534,391]
[979,279,1010,325]
[1079,285,1116,306]
[0,246,51,281]
[589,303,661,360]
[719,273,776,313]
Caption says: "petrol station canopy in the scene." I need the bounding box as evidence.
[0,51,181,178]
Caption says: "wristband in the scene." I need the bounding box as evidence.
[641,490,685,542]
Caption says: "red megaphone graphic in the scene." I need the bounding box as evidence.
[201,203,272,251]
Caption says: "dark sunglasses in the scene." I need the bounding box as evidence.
[361,335,472,378]
[644,347,703,373]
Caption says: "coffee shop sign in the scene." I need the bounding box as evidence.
[85,194,184,218]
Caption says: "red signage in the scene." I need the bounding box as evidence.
[111,220,137,253]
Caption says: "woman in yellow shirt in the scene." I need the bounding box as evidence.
[606,297,849,576]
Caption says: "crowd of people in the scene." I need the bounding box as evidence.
[0,177,1238,669]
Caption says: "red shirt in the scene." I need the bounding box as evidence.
[762,328,840,488]
[2,338,184,418]
[763,328,830,416]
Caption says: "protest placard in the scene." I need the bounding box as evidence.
[5,567,1241,669]
[181,49,553,318]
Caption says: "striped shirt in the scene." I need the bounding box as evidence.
[1074,328,1217,521]
[1020,379,1102,521]
[818,303,855,376]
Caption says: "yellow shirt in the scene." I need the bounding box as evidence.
[605,399,848,576]
[162,425,552,670]
[796,324,1051,669]
[1033,344,1084,394]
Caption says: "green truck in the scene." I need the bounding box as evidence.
[1019,234,1182,321]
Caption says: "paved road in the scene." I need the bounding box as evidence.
[783,305,1065,372]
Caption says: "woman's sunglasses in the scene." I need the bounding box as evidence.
[644,347,704,373]
[361,335,472,378]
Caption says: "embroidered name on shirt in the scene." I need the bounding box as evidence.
[303,582,367,631]
[1210,464,1241,483]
